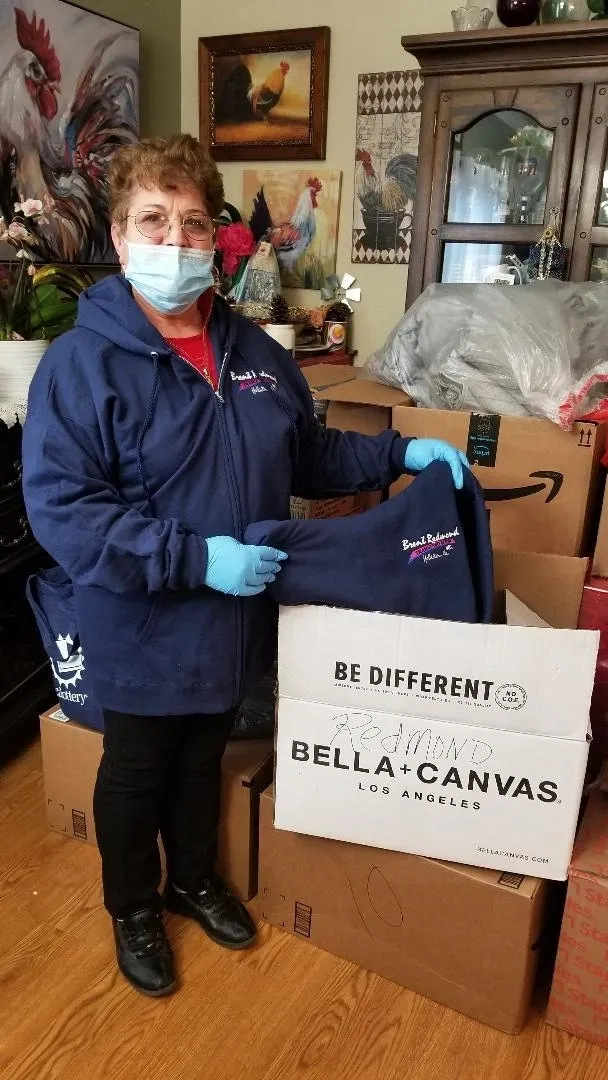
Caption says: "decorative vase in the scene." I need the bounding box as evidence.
[451,4,494,30]
[262,323,296,357]
[588,0,608,18]
[540,0,587,18]
[497,0,541,24]
[0,339,48,426]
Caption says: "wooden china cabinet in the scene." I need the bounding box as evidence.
[402,21,608,306]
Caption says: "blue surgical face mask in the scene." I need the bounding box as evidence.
[124,243,215,314]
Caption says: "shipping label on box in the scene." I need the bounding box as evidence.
[547,791,608,1048]
[274,696,588,881]
[279,603,598,741]
[391,407,604,557]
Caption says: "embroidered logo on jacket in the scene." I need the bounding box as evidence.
[230,370,278,395]
[401,528,459,565]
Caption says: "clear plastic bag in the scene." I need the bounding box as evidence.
[366,281,608,429]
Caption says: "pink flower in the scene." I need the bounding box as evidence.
[216,223,255,275]
[8,221,30,242]
[15,198,43,218]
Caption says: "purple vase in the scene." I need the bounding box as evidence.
[497,0,541,24]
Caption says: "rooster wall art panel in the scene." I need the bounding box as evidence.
[244,169,341,290]
[0,1,139,264]
[352,71,423,265]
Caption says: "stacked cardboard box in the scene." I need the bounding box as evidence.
[259,786,548,1034]
[546,789,608,1049]
[391,408,604,558]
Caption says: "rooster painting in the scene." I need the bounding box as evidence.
[352,73,423,264]
[244,169,341,289]
[0,2,139,263]
[354,147,417,254]
[212,47,312,152]
[217,60,291,125]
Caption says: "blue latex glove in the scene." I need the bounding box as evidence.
[205,536,287,597]
[404,439,470,490]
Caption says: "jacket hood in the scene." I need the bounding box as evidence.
[76,273,236,358]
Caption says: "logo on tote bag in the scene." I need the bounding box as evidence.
[50,633,88,704]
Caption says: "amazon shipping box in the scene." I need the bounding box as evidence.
[391,408,604,557]
[40,707,273,900]
[546,789,608,1049]
[259,787,548,1034]
[274,599,599,881]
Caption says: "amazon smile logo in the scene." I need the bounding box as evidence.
[483,471,564,504]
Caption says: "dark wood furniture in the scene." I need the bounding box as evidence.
[0,420,53,755]
[402,22,608,306]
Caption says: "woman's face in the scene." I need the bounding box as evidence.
[112,183,214,268]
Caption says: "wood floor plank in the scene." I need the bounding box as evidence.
[1,738,608,1080]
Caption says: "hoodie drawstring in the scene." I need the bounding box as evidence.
[136,353,160,513]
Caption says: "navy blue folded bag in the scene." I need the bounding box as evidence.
[245,461,494,623]
[26,567,105,732]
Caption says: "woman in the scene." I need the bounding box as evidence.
[22,134,467,998]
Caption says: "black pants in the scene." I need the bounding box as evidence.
[93,708,235,918]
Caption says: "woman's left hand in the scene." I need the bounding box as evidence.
[404,439,470,490]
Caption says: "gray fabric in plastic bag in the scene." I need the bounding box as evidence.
[366,282,608,428]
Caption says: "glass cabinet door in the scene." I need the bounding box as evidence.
[422,86,579,288]
[571,83,608,282]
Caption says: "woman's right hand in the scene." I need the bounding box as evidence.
[204,536,287,597]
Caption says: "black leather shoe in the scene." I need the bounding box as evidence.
[164,874,257,950]
[113,908,176,996]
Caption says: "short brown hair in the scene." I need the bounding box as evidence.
[107,134,225,225]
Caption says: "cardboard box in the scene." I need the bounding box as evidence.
[391,408,604,557]
[259,787,547,1034]
[316,379,412,437]
[546,790,608,1049]
[301,363,358,394]
[289,493,368,521]
[275,600,598,880]
[592,475,608,577]
[40,707,273,901]
[578,577,608,767]
[494,549,587,630]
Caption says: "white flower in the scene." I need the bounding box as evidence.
[15,198,43,218]
[15,249,29,259]
[8,221,30,242]
[27,263,36,277]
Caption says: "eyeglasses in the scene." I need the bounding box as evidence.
[129,211,216,243]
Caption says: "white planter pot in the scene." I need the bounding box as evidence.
[0,339,48,426]
[262,323,296,357]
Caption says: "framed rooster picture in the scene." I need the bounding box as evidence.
[199,27,330,161]
[0,1,139,264]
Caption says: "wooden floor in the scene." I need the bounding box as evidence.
[1,741,608,1080]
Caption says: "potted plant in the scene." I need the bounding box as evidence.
[262,294,296,355]
[0,198,92,422]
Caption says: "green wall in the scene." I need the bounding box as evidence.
[79,0,181,137]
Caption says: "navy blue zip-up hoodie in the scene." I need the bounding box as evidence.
[245,462,494,623]
[22,275,410,716]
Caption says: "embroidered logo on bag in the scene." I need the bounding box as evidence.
[50,633,88,705]
[401,528,459,565]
